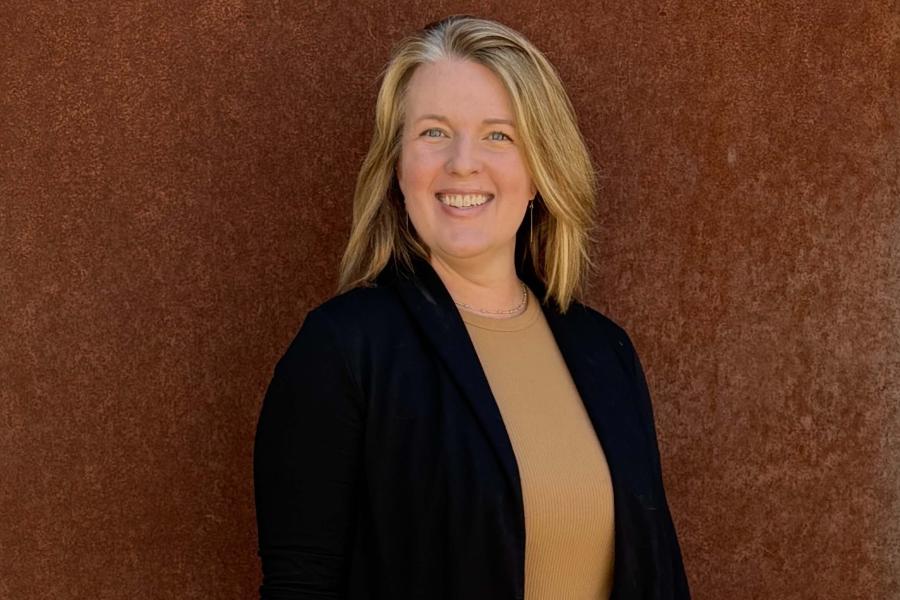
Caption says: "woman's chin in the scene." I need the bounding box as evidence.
[431,239,506,263]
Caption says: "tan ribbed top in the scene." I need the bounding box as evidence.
[459,286,615,600]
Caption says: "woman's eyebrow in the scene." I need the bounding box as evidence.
[415,114,516,127]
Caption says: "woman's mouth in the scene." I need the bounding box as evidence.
[435,193,494,210]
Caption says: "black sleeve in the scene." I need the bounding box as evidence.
[626,335,692,599]
[253,307,364,599]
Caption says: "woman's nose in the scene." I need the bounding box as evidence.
[445,135,482,175]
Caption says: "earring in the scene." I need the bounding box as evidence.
[529,199,534,246]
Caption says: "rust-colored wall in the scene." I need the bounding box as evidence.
[2,2,897,598]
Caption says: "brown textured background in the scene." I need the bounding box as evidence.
[2,2,898,598]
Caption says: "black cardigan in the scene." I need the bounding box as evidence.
[253,254,690,599]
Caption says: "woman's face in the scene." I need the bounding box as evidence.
[396,59,537,267]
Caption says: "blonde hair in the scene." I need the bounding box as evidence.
[337,15,598,312]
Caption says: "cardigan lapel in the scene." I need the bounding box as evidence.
[378,255,525,501]
[539,294,648,485]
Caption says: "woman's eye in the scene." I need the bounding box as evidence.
[489,131,513,142]
[422,128,445,138]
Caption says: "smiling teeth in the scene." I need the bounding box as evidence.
[437,193,492,208]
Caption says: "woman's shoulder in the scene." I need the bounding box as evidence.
[295,282,409,349]
[310,282,407,327]
[564,298,636,353]
[559,300,647,392]
[276,283,405,375]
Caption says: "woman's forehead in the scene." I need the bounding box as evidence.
[404,60,515,125]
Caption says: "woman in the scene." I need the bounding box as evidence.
[254,15,690,600]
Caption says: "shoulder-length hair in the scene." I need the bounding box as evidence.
[337,15,598,312]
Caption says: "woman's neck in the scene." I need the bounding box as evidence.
[429,253,524,318]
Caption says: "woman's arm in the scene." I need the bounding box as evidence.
[253,306,364,599]
[626,335,692,599]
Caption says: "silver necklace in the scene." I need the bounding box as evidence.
[453,282,528,316]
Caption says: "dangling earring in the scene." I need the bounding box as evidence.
[529,199,534,246]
